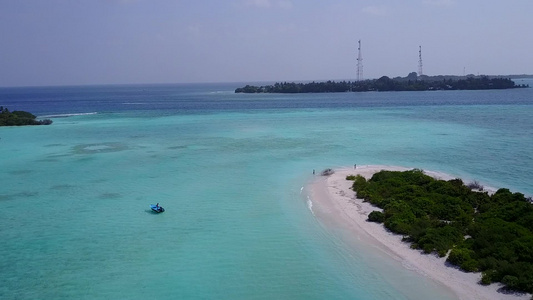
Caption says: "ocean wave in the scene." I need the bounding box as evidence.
[39,112,98,118]
[122,102,149,105]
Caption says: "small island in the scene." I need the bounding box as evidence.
[0,107,52,126]
[310,166,533,299]
[350,169,533,295]
[235,74,529,93]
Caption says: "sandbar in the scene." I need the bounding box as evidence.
[307,165,530,300]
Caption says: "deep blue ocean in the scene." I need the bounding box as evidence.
[1,80,532,299]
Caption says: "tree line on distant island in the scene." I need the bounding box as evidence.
[0,107,52,126]
[235,74,528,93]
[347,170,533,294]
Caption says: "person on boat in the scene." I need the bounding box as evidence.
[156,203,159,208]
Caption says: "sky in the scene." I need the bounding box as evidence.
[1,0,532,87]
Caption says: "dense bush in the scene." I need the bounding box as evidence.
[347,169,533,294]
[368,211,384,223]
[448,248,474,266]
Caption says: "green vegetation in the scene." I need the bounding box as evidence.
[235,75,528,93]
[0,107,52,126]
[349,169,533,294]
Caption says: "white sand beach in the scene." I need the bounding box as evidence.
[307,165,530,300]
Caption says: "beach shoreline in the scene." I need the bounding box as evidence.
[306,165,530,300]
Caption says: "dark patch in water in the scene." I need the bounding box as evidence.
[51,184,76,190]
[44,144,64,147]
[73,142,128,154]
[129,135,146,139]
[47,153,72,159]
[9,170,33,175]
[0,191,39,201]
[168,145,187,150]
[76,156,95,163]
[35,158,59,163]
[99,193,121,199]
[91,178,108,183]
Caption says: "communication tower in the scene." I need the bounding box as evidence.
[356,40,363,81]
[418,46,423,76]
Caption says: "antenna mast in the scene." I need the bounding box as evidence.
[418,45,423,76]
[357,40,363,81]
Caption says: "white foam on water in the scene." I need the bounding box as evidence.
[39,112,98,118]
[307,196,314,216]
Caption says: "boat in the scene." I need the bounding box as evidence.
[150,204,165,213]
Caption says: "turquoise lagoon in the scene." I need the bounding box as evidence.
[1,82,532,299]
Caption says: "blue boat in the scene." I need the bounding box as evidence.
[150,204,165,213]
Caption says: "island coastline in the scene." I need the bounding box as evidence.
[306,165,531,300]
[0,106,52,126]
[235,76,528,93]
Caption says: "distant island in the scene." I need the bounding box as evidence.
[235,74,529,93]
[0,107,52,126]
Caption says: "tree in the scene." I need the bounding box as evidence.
[407,72,418,81]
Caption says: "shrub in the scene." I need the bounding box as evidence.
[461,259,479,272]
[422,243,433,254]
[368,211,384,223]
[447,248,472,266]
[481,270,496,285]
[438,249,448,257]
[502,275,519,289]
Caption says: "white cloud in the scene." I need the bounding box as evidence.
[362,5,390,16]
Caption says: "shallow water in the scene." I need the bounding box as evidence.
[1,82,532,299]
